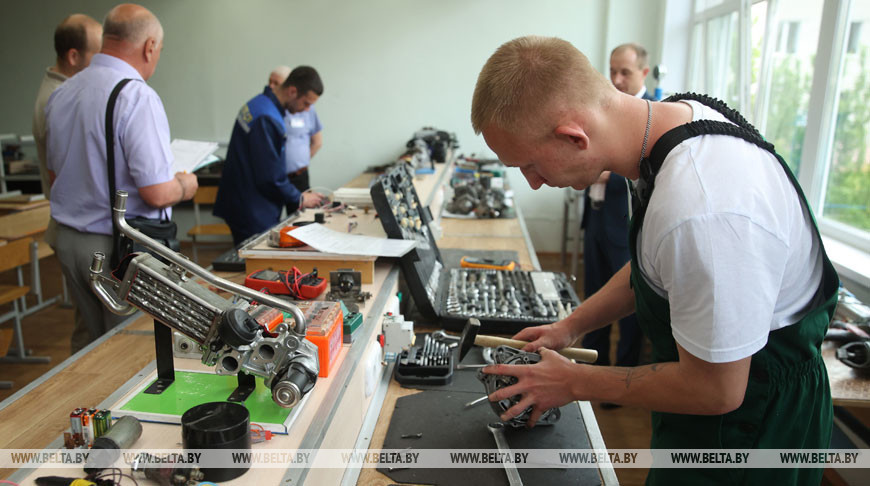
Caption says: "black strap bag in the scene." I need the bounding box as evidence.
[106,78,180,268]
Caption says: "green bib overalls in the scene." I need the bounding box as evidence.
[628,94,840,485]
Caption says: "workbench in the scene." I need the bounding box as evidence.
[0,161,614,485]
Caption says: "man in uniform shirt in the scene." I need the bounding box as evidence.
[283,74,323,215]
[215,66,324,245]
[46,3,198,352]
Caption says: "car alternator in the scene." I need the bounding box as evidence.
[477,346,561,427]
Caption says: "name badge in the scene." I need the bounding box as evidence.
[290,118,305,128]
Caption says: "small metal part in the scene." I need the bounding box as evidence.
[465,395,488,408]
[325,269,371,311]
[481,346,495,365]
[432,330,459,342]
[456,363,488,369]
[487,422,523,486]
[401,432,423,439]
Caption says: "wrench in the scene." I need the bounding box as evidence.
[487,422,523,486]
[431,330,460,348]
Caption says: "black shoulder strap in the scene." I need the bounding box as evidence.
[106,78,134,267]
[106,78,134,212]
[635,92,775,208]
[632,92,839,307]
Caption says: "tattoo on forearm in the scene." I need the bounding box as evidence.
[606,362,673,389]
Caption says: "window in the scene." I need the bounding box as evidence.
[758,1,823,176]
[776,21,801,54]
[688,9,741,109]
[824,17,870,235]
[685,0,869,253]
[846,21,863,53]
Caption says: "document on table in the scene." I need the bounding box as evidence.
[171,139,219,173]
[288,223,416,257]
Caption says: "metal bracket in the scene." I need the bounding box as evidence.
[227,372,256,402]
[144,320,175,394]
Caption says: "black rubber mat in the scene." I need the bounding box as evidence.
[379,382,601,485]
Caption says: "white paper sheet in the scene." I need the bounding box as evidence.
[171,139,219,173]
[288,223,416,257]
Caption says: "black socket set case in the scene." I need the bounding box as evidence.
[394,346,455,386]
[370,163,581,334]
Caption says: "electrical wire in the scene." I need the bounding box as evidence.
[250,422,271,443]
[90,467,139,486]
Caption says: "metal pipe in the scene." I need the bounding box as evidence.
[110,190,307,335]
[89,252,136,316]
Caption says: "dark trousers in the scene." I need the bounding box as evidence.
[285,169,310,215]
[581,216,642,367]
[55,223,129,353]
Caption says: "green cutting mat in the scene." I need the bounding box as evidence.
[120,371,294,430]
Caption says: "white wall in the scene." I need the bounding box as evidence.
[1,0,664,253]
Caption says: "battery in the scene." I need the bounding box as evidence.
[294,301,343,377]
[94,410,112,438]
[81,409,96,447]
[70,408,84,445]
[342,301,364,344]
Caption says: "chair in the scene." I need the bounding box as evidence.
[187,186,232,263]
[0,206,66,315]
[0,236,51,388]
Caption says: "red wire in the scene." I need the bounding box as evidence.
[277,267,317,299]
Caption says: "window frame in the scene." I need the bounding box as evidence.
[687,0,869,253]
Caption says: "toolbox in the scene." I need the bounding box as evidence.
[371,163,581,334]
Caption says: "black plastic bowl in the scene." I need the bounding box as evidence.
[181,401,251,481]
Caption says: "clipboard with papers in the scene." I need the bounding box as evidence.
[170,138,220,173]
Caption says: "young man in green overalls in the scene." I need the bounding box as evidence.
[472,36,838,485]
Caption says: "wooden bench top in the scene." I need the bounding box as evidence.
[0,206,50,240]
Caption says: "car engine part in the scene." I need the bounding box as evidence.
[90,191,319,409]
[325,269,371,312]
[477,346,561,428]
[446,177,514,219]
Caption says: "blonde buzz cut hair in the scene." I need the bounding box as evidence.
[471,35,612,134]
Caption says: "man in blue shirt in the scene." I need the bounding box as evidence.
[283,99,323,215]
[46,4,198,352]
[215,66,324,245]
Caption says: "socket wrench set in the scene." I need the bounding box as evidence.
[394,334,455,386]
[371,163,581,333]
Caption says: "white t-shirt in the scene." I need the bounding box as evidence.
[636,100,823,363]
